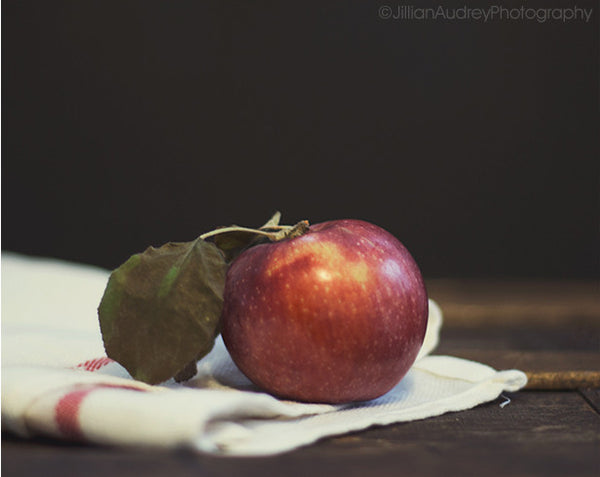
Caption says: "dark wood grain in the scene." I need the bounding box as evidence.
[579,389,600,414]
[3,279,599,477]
[429,278,600,390]
[425,279,599,326]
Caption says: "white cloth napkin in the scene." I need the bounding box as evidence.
[1,252,527,456]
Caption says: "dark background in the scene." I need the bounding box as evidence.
[3,0,598,277]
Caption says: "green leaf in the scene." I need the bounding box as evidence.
[98,238,228,385]
[212,211,282,262]
[212,229,267,262]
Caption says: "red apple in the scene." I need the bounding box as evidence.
[221,219,428,403]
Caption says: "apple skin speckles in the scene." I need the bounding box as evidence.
[221,219,428,404]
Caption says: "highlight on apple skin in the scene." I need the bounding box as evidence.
[221,219,428,404]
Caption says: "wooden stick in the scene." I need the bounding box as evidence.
[525,371,600,390]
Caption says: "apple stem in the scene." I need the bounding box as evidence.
[200,226,275,241]
[199,220,310,242]
[281,220,310,240]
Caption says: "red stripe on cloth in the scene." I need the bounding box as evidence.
[55,387,94,439]
[55,384,146,440]
[75,357,114,372]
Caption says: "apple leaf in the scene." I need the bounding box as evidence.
[212,230,268,262]
[212,211,282,262]
[98,238,228,385]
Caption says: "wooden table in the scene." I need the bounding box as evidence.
[3,279,599,477]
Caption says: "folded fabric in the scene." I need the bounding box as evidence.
[1,253,527,456]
